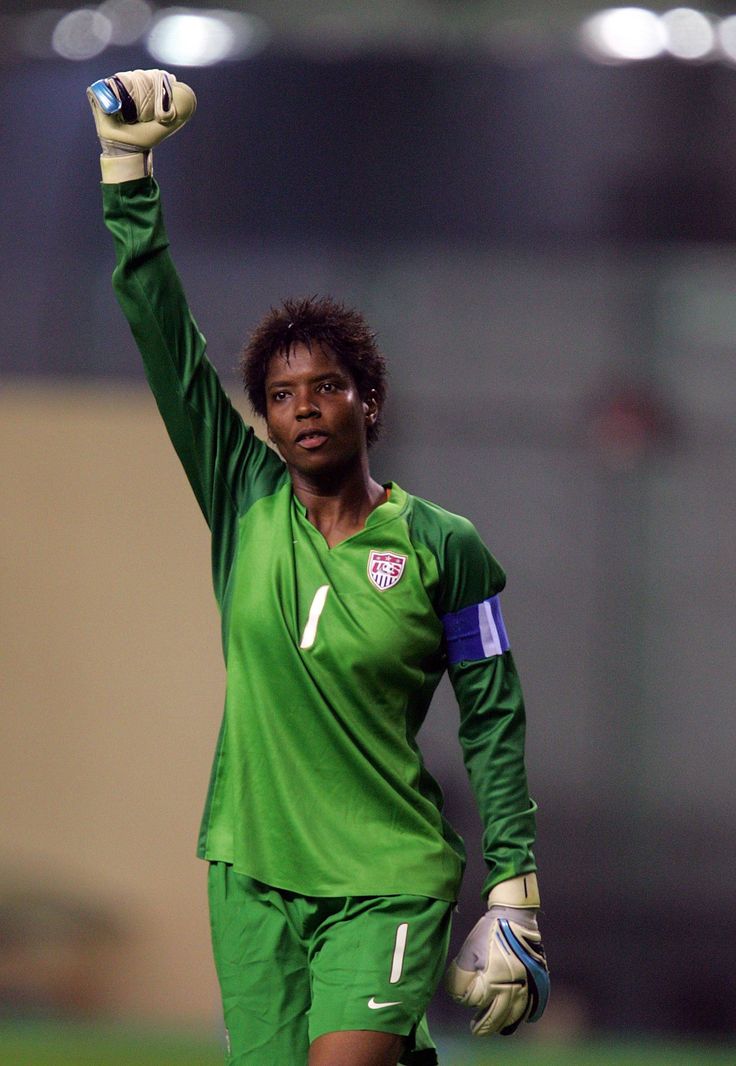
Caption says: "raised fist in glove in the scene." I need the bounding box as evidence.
[446,873,549,1036]
[87,69,196,182]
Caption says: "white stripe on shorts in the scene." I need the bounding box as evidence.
[389,922,409,984]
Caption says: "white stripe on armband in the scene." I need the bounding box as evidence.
[442,594,510,664]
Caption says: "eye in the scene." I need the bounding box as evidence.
[271,390,289,402]
[319,381,340,393]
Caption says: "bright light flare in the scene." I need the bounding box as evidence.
[579,7,666,62]
[147,13,234,66]
[147,9,268,67]
[661,8,714,60]
[51,7,112,60]
[718,15,736,62]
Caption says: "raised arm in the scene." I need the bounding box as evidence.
[88,70,284,598]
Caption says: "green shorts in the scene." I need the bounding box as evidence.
[207,862,453,1065]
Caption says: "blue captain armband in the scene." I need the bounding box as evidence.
[442,595,510,664]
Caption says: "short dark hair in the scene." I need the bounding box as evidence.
[240,295,387,446]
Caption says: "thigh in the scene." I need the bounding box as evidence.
[208,863,311,1065]
[307,893,453,1055]
[308,1029,404,1066]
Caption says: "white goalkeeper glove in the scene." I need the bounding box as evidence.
[446,873,549,1037]
[87,69,196,183]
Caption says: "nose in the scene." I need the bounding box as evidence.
[294,389,320,419]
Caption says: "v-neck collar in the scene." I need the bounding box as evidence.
[292,482,407,550]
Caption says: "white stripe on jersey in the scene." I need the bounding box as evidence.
[299,585,330,649]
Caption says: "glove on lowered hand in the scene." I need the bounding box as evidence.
[87,68,196,182]
[446,873,549,1036]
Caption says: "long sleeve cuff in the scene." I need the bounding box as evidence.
[100,151,151,183]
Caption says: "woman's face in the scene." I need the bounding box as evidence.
[264,341,377,479]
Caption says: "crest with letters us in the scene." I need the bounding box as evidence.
[367,550,407,591]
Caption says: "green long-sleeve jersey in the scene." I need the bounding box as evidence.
[102,177,537,900]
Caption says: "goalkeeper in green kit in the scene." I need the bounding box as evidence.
[87,69,549,1066]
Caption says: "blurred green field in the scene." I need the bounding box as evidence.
[1,1025,735,1066]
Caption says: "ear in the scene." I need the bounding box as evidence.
[363,389,379,427]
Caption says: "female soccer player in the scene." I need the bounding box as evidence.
[87,70,549,1066]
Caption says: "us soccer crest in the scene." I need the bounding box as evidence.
[367,550,407,591]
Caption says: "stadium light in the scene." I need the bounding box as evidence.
[661,8,714,59]
[146,9,268,67]
[147,13,233,67]
[51,7,112,60]
[717,14,736,61]
[579,7,666,62]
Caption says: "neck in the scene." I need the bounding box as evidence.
[290,458,386,545]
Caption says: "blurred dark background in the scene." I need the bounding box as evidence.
[2,0,736,1055]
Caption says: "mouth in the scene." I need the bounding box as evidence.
[295,430,329,449]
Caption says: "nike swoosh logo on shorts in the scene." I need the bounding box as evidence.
[368,997,402,1010]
